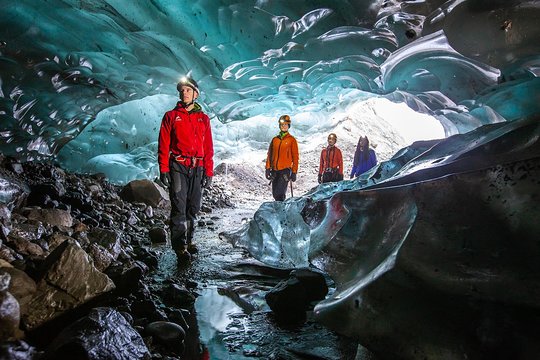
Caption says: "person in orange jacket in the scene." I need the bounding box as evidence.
[265,115,299,201]
[158,76,214,263]
[318,133,344,183]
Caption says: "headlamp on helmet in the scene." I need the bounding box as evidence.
[278,114,291,126]
[177,76,199,94]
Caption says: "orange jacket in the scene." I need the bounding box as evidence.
[265,132,299,173]
[319,146,343,175]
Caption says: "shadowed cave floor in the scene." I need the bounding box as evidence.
[148,201,370,360]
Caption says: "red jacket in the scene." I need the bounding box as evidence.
[319,146,343,175]
[158,102,214,176]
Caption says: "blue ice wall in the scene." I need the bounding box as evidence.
[1,0,539,168]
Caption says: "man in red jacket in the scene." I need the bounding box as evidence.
[158,76,214,263]
[318,133,344,183]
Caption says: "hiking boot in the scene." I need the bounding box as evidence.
[175,246,192,264]
[187,243,198,254]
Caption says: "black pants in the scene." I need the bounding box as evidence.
[322,169,343,183]
[271,168,291,201]
[169,161,203,251]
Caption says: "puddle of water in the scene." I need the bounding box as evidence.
[195,286,256,360]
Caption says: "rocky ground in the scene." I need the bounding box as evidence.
[0,155,367,360]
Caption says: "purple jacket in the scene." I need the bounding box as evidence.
[350,148,377,178]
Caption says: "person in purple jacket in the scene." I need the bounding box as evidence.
[350,135,377,178]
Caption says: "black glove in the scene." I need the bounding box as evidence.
[265,168,273,180]
[202,175,213,188]
[318,174,322,184]
[160,172,171,188]
[290,172,297,182]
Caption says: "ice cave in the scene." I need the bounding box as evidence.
[1,0,539,359]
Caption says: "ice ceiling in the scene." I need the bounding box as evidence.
[1,0,539,172]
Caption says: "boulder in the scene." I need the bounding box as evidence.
[265,277,308,318]
[45,233,72,252]
[87,228,122,260]
[0,204,11,241]
[5,235,45,258]
[22,240,114,330]
[290,268,328,301]
[25,208,73,228]
[0,340,39,359]
[148,227,167,244]
[119,179,168,207]
[145,321,186,354]
[0,273,20,341]
[43,307,150,360]
[0,171,29,211]
[0,267,36,317]
[85,243,114,272]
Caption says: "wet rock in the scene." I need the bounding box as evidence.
[78,213,99,227]
[5,235,45,258]
[9,222,46,242]
[148,227,167,244]
[0,169,29,211]
[7,161,24,175]
[200,204,212,213]
[132,299,167,322]
[71,221,88,233]
[162,284,196,308]
[87,228,122,260]
[0,273,20,341]
[290,268,328,301]
[86,243,115,272]
[22,240,115,330]
[24,208,73,228]
[61,191,93,213]
[72,230,90,247]
[166,309,189,333]
[0,266,37,317]
[120,180,168,208]
[105,263,144,295]
[51,224,73,236]
[0,340,40,360]
[27,182,66,207]
[265,277,308,323]
[145,321,186,354]
[45,233,73,252]
[0,204,11,240]
[144,205,154,219]
[87,183,102,197]
[0,245,19,263]
[43,307,150,360]
[133,247,159,269]
[120,311,133,324]
[126,211,139,225]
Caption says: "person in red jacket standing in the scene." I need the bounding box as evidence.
[318,133,344,183]
[158,76,214,263]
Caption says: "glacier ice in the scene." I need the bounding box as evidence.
[1,0,530,168]
[1,0,540,358]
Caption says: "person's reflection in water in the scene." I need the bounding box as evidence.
[182,305,210,360]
